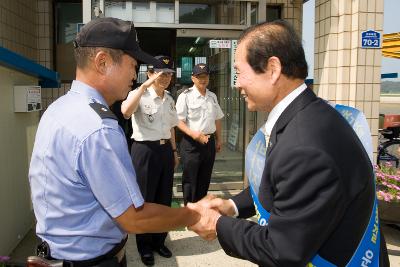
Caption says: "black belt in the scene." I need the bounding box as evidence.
[134,139,170,145]
[45,236,127,267]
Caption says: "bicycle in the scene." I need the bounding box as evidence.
[377,114,400,168]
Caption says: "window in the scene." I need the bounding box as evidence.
[266,5,282,22]
[251,3,258,25]
[56,2,82,44]
[156,3,175,23]
[104,1,151,22]
[179,1,246,25]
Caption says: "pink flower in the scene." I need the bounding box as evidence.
[0,256,10,262]
[375,164,400,202]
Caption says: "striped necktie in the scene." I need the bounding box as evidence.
[265,133,271,150]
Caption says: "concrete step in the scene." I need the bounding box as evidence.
[173,187,243,200]
[174,171,242,179]
[175,181,243,192]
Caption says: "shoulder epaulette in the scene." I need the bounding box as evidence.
[165,92,174,101]
[89,103,117,120]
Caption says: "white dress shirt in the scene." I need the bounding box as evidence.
[264,83,307,137]
[231,83,307,217]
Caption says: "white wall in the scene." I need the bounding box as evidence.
[0,65,39,254]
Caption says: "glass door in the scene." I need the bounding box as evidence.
[174,31,246,191]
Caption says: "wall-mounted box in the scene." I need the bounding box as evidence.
[14,85,42,112]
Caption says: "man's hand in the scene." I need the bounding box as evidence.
[187,201,221,241]
[198,195,236,217]
[141,71,163,90]
[173,152,179,169]
[190,130,209,144]
[216,140,222,153]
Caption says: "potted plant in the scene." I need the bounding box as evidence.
[376,162,400,223]
[0,256,10,267]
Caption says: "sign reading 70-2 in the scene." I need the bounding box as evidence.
[361,30,381,48]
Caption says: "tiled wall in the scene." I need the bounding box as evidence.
[267,0,303,35]
[0,0,54,74]
[0,0,64,112]
[41,83,72,113]
[314,0,384,158]
[0,0,38,61]
[0,0,54,70]
[37,0,53,69]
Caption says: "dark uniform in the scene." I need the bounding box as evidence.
[122,56,178,265]
[176,64,224,204]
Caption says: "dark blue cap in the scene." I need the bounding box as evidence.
[74,17,159,65]
[192,63,209,76]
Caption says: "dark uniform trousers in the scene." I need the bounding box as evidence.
[131,140,174,254]
[180,134,216,205]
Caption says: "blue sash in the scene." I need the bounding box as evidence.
[245,104,380,266]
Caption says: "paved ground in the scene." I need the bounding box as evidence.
[124,226,400,267]
[10,223,400,266]
[382,224,400,266]
[125,231,256,267]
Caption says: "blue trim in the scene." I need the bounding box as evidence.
[381,73,398,79]
[0,46,60,88]
[305,78,313,85]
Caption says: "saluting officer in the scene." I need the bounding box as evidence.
[176,63,224,205]
[121,56,178,266]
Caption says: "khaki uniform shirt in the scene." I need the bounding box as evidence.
[130,87,178,141]
[176,86,224,134]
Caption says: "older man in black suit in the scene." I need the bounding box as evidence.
[187,20,390,267]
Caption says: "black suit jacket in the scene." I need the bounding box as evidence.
[216,89,389,266]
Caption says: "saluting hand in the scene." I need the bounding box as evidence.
[141,71,164,90]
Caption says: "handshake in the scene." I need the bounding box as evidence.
[185,195,236,241]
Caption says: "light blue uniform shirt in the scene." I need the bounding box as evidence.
[29,80,144,260]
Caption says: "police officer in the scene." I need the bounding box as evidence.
[176,63,224,205]
[121,56,178,266]
[29,18,199,267]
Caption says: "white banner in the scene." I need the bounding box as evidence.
[209,40,231,48]
[230,40,238,87]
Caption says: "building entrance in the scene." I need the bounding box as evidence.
[174,29,246,193]
[134,28,247,194]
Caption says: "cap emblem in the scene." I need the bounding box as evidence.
[163,59,170,65]
[199,65,205,69]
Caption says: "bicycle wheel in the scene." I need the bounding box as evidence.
[377,140,400,168]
